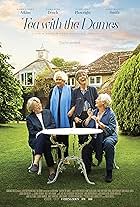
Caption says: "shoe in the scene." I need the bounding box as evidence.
[28,164,38,173]
[105,175,112,182]
[48,173,56,181]
[63,160,70,165]
[105,170,112,183]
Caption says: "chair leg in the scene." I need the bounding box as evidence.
[37,157,42,175]
[28,145,65,175]
[113,147,119,169]
[113,159,119,169]
[28,150,43,175]
[28,150,35,170]
[95,152,119,170]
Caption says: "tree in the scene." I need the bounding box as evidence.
[33,68,55,108]
[0,52,23,123]
[51,57,80,70]
[112,53,140,136]
[51,57,65,67]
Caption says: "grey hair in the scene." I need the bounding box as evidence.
[75,70,88,81]
[53,71,68,82]
[27,97,40,112]
[98,93,112,108]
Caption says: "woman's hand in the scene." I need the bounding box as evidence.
[91,116,105,129]
[87,108,93,117]
[74,117,82,123]
[67,106,75,117]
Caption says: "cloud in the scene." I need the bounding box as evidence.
[1,1,139,68]
[0,0,25,21]
[93,0,113,8]
[118,8,140,39]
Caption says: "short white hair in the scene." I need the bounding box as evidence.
[27,97,40,112]
[97,93,112,108]
[53,71,68,82]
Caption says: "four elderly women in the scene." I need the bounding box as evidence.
[26,70,118,183]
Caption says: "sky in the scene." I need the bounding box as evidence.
[0,0,140,72]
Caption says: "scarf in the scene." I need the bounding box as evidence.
[50,85,71,128]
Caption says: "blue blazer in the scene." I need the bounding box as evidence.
[26,109,55,148]
[88,107,118,142]
[87,107,118,161]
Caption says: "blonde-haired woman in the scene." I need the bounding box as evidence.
[26,97,56,181]
[83,93,118,182]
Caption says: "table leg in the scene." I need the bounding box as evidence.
[77,158,95,185]
[47,159,66,184]
[47,156,95,185]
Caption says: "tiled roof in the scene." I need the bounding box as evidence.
[88,51,132,74]
[99,71,119,95]
[66,51,132,76]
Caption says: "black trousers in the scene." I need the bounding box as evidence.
[32,133,54,167]
[82,138,96,171]
[56,135,69,158]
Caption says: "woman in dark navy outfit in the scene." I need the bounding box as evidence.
[26,97,56,181]
[71,70,98,174]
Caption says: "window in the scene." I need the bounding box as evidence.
[71,77,75,86]
[89,76,102,87]
[21,74,24,85]
[20,72,33,86]
[96,76,101,84]
[89,76,95,84]
[68,77,75,86]
[27,72,33,85]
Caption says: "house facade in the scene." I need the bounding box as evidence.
[15,47,132,89]
[14,45,57,86]
[67,51,132,88]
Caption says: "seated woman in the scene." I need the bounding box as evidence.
[83,93,118,182]
[26,97,56,181]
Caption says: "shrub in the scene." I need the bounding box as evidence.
[112,53,140,136]
[0,53,23,123]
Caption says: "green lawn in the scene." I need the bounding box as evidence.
[0,122,140,207]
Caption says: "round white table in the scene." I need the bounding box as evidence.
[38,128,103,185]
[40,127,102,135]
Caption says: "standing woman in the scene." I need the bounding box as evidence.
[72,70,98,144]
[71,69,98,174]
[46,71,72,160]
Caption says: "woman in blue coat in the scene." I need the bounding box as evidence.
[46,71,72,162]
[83,93,118,182]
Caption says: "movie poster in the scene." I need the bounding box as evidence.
[0,0,140,207]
